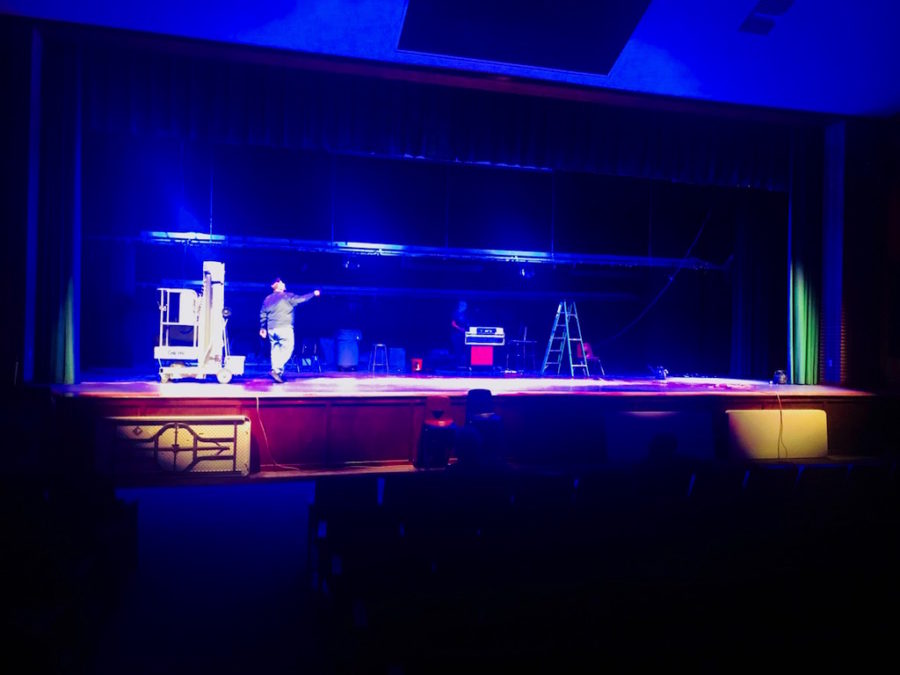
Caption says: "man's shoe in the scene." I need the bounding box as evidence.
[269,370,284,383]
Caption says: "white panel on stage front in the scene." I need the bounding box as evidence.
[99,416,251,476]
[726,409,827,460]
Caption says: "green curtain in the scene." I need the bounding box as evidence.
[51,279,76,384]
[791,263,819,384]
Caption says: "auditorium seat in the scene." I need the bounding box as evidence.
[416,395,456,468]
[458,389,505,468]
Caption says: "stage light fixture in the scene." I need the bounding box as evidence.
[772,369,788,384]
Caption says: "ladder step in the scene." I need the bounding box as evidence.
[543,299,591,378]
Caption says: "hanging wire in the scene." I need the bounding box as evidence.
[597,208,712,346]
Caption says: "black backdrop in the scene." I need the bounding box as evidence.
[4,18,829,381]
[81,130,787,378]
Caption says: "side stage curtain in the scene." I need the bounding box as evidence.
[792,264,819,384]
[789,130,823,385]
[33,37,82,384]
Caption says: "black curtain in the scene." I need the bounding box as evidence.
[0,20,32,385]
[82,40,792,191]
[843,118,899,388]
[730,190,789,379]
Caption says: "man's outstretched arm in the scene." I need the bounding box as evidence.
[290,289,321,306]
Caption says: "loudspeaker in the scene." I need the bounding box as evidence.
[416,424,455,468]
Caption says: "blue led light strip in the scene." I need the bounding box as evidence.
[125,231,722,271]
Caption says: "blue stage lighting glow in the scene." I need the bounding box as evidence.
[176,206,204,233]
[4,0,899,114]
[139,231,722,270]
[144,231,226,243]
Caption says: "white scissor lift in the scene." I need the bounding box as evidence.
[154,261,245,384]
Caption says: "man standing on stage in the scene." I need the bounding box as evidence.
[451,300,469,368]
[259,277,320,383]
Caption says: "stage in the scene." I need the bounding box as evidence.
[47,373,893,481]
